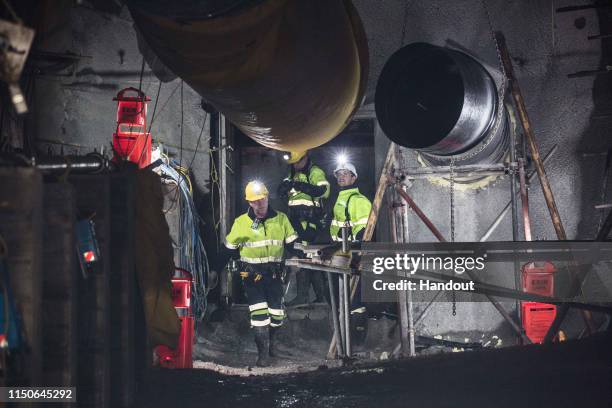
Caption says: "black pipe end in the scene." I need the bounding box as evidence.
[375,43,465,149]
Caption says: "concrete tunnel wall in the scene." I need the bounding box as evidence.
[25,3,214,275]
[24,1,612,346]
[27,4,211,214]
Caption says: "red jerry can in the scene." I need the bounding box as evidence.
[522,261,556,297]
[154,268,195,368]
[173,268,194,368]
[521,302,557,344]
[521,262,557,343]
[112,87,152,168]
[155,268,195,369]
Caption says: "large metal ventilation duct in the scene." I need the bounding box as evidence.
[127,0,368,153]
[375,43,508,165]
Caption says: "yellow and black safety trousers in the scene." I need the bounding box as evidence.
[240,263,285,328]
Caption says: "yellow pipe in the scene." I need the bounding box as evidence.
[129,0,368,152]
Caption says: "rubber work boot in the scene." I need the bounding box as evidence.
[254,326,271,367]
[286,269,309,306]
[269,326,281,357]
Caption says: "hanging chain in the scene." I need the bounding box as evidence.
[484,0,508,130]
[450,157,456,243]
[450,157,457,316]
[483,0,507,82]
[448,0,507,318]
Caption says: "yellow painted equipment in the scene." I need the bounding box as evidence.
[129,0,368,152]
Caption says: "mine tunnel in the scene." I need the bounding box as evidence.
[0,0,611,407]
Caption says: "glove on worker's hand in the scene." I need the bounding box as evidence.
[277,179,294,197]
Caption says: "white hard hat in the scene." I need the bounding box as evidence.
[334,162,357,178]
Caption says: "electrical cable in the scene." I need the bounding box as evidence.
[159,151,181,215]
[137,57,145,96]
[136,80,162,165]
[155,157,211,325]
[163,80,186,230]
[187,112,208,172]
[209,148,221,251]
[148,80,163,126]
[148,81,181,133]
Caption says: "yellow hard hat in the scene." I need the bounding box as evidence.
[245,180,269,201]
[284,150,307,164]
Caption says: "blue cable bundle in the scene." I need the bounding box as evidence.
[156,158,210,324]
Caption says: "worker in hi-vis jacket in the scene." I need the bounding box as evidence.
[278,150,330,306]
[330,159,372,345]
[225,180,298,367]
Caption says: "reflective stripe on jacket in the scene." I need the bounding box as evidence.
[225,208,297,264]
[330,187,372,241]
[287,164,330,207]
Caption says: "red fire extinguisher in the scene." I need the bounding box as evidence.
[154,268,195,368]
[112,87,152,168]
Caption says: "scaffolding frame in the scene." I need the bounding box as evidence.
[293,30,610,360]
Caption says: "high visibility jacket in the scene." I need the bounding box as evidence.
[225,208,297,264]
[330,187,372,242]
[287,164,330,208]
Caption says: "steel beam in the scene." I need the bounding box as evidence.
[393,184,532,342]
[399,163,510,179]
